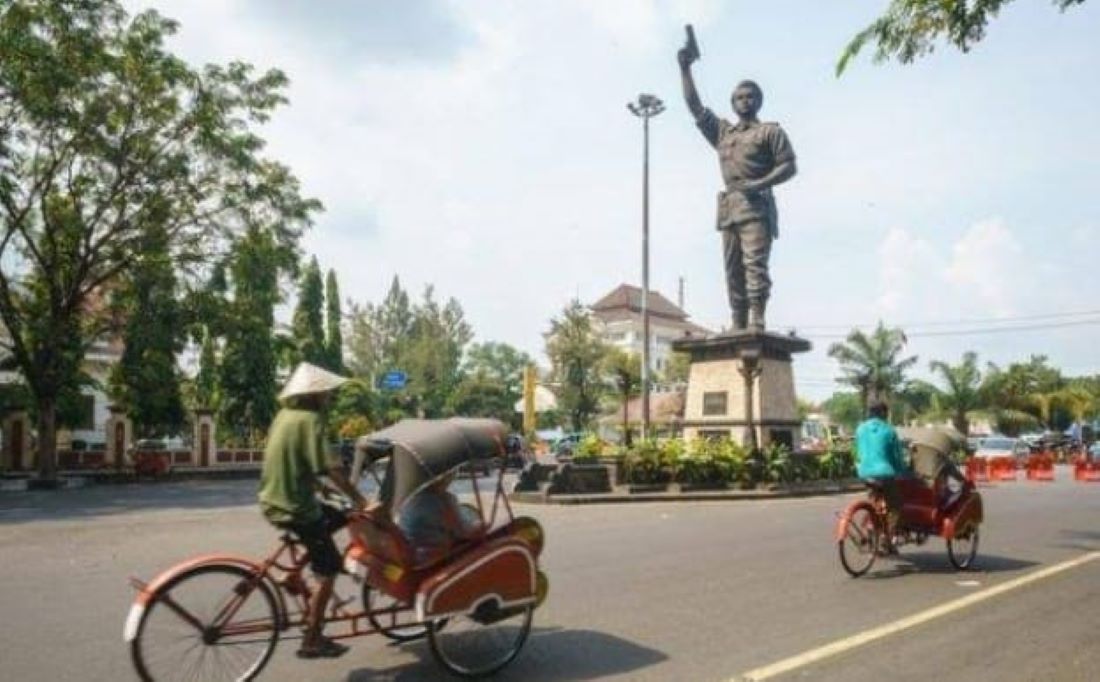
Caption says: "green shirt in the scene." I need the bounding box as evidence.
[258,408,332,525]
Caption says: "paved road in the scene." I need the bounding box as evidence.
[1,469,1098,681]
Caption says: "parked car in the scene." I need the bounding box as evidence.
[133,435,188,451]
[974,436,1030,467]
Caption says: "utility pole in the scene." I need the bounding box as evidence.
[627,93,664,441]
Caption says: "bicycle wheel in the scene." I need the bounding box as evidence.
[428,600,533,678]
[130,564,279,682]
[838,505,880,578]
[947,526,980,570]
[362,584,431,642]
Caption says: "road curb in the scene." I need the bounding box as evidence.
[510,482,864,505]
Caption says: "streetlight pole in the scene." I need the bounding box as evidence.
[628,93,664,442]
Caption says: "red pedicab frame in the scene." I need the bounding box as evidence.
[835,427,984,577]
[124,418,545,681]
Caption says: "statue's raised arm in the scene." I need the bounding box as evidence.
[678,24,704,120]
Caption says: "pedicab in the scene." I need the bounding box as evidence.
[836,426,984,577]
[124,417,547,680]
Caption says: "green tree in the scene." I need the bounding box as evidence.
[0,1,318,478]
[827,322,918,413]
[108,223,185,437]
[661,351,691,387]
[603,348,641,446]
[219,227,297,444]
[403,287,472,418]
[838,0,1087,75]
[928,352,984,434]
[545,300,607,432]
[292,256,325,366]
[194,325,218,409]
[894,379,937,426]
[821,391,863,432]
[324,268,343,372]
[345,276,413,385]
[980,355,1064,433]
[448,342,531,424]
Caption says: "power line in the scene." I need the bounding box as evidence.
[776,308,1100,333]
[800,317,1100,340]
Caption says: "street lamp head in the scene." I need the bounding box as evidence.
[629,93,665,118]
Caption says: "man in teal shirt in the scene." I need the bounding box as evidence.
[855,400,907,552]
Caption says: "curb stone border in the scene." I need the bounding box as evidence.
[510,480,865,505]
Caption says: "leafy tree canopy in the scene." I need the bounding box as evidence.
[0,0,318,476]
[838,0,1088,75]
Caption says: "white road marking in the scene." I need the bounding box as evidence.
[734,551,1100,682]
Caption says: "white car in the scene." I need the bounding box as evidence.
[974,436,1030,466]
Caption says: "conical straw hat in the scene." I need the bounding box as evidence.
[278,362,349,401]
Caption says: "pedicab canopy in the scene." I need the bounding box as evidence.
[898,426,967,482]
[897,426,966,456]
[355,418,509,511]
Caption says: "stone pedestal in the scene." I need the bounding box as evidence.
[2,410,34,472]
[193,409,216,468]
[672,331,811,450]
[105,407,132,468]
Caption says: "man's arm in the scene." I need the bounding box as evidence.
[737,158,797,193]
[325,465,370,510]
[678,48,705,120]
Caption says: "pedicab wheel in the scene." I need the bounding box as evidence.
[130,564,279,682]
[361,584,435,642]
[947,526,980,570]
[427,601,534,678]
[838,505,880,578]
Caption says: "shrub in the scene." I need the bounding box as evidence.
[679,437,745,485]
[338,415,372,440]
[622,438,674,484]
[571,434,607,464]
[818,447,856,480]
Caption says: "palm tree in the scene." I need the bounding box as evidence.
[603,348,641,446]
[827,322,918,415]
[928,352,983,435]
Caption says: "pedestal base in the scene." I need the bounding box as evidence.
[673,330,811,449]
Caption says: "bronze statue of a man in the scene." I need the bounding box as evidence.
[678,36,797,332]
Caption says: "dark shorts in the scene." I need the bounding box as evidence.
[276,505,348,578]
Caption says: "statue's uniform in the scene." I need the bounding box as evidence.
[695,108,795,327]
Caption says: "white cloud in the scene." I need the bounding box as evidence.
[943,218,1026,318]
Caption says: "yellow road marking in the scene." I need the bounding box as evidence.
[735,551,1100,681]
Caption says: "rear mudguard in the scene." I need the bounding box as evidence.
[415,538,537,622]
[835,500,878,542]
[942,492,983,539]
[123,554,286,642]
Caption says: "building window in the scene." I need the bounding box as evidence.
[699,429,730,441]
[703,391,728,416]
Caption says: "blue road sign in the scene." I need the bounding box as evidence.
[380,370,407,390]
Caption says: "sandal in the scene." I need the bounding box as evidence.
[297,636,350,659]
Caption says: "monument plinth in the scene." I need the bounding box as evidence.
[673,331,810,450]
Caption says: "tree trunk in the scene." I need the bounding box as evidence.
[622,399,632,448]
[35,398,58,481]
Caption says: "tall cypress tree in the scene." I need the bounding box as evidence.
[324,268,344,372]
[292,257,326,366]
[220,228,285,443]
[195,326,218,409]
[109,222,185,437]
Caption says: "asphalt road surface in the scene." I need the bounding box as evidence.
[1,469,1098,681]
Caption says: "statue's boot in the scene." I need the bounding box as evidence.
[748,304,765,332]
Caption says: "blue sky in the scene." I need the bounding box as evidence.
[125,0,1100,400]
